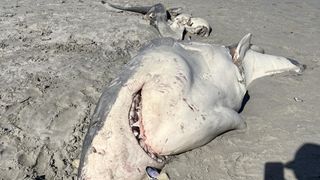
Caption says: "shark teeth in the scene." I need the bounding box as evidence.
[128,90,167,163]
[131,121,139,128]
[133,130,139,137]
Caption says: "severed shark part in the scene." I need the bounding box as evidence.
[107,2,183,40]
[147,3,183,40]
[78,34,303,179]
[185,17,211,37]
[106,2,211,40]
[167,7,183,18]
[103,1,153,14]
[170,14,211,39]
[169,13,191,38]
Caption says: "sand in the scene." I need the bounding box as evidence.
[0,0,319,179]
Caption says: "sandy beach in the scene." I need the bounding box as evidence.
[0,0,319,179]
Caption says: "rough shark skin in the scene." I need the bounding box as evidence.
[78,34,302,179]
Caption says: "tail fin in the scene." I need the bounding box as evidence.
[229,33,304,86]
[243,50,303,86]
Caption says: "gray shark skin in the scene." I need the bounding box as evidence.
[106,2,183,40]
[78,35,302,179]
[103,1,153,15]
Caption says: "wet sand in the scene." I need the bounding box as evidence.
[0,0,319,179]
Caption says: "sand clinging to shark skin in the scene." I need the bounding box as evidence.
[0,0,319,179]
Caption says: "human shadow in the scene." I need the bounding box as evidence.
[264,143,320,180]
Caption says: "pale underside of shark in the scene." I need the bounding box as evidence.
[77,33,303,179]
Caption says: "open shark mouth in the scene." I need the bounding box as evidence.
[128,89,167,163]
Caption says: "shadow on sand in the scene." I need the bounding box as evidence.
[238,91,250,113]
[264,143,320,180]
